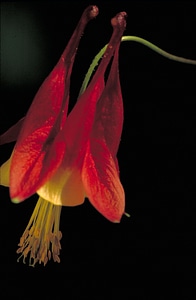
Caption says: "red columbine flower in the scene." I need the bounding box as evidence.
[0,7,127,266]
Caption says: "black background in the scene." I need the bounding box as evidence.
[1,1,195,299]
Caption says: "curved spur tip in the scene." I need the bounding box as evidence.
[89,5,99,19]
[84,5,99,20]
[111,11,127,28]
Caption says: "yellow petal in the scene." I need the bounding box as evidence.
[0,157,11,187]
[37,167,85,206]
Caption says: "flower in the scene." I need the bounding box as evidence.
[0,7,127,266]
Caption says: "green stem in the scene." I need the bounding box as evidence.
[78,35,196,96]
[122,36,196,64]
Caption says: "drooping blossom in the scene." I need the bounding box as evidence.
[0,6,127,266]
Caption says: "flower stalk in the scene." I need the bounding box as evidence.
[79,35,196,95]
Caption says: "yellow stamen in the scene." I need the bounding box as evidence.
[16,197,62,267]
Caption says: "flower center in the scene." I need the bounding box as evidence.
[16,197,62,267]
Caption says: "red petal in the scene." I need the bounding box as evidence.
[62,77,105,168]
[0,117,25,145]
[80,14,127,221]
[10,6,99,201]
[10,128,68,201]
[94,45,123,157]
[62,12,127,168]
[82,140,125,222]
